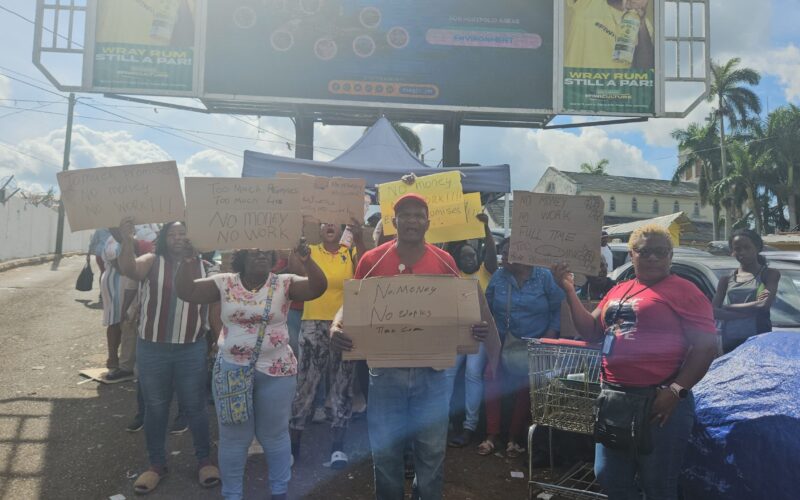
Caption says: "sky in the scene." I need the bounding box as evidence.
[0,0,798,195]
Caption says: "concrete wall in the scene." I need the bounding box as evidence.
[0,197,91,261]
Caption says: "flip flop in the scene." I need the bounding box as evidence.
[477,439,496,456]
[133,468,167,495]
[506,442,526,459]
[198,464,220,488]
[330,451,349,470]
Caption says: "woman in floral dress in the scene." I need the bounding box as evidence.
[176,243,327,500]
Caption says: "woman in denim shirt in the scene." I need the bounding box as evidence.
[479,239,565,459]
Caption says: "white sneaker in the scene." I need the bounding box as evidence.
[311,407,327,424]
[330,451,348,470]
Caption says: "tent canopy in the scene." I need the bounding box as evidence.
[241,117,511,193]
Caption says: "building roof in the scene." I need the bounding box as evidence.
[604,212,697,238]
[486,198,513,228]
[558,171,700,197]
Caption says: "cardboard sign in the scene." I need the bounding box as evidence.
[509,192,604,276]
[278,173,366,225]
[478,288,502,379]
[57,161,185,231]
[378,171,466,235]
[184,177,303,251]
[559,300,601,340]
[426,192,486,244]
[342,275,479,369]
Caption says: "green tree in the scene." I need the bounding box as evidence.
[392,122,422,157]
[765,104,800,229]
[579,158,610,175]
[709,57,762,237]
[671,120,723,238]
[719,140,772,234]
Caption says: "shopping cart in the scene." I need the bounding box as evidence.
[527,338,605,500]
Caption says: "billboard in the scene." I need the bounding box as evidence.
[203,0,554,111]
[561,0,655,114]
[91,0,197,92]
[77,0,667,119]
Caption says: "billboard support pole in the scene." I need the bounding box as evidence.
[55,93,77,257]
[442,119,461,168]
[295,115,314,160]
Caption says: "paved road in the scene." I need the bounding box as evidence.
[0,257,543,500]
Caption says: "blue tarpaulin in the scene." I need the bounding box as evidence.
[682,331,800,500]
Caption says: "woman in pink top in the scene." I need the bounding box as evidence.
[177,242,326,500]
[553,224,718,500]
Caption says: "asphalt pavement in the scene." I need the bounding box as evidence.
[0,256,540,500]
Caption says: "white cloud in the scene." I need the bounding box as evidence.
[179,149,241,178]
[751,44,800,104]
[0,125,172,191]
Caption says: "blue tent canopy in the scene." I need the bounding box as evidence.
[241,117,511,193]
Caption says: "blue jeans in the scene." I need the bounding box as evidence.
[368,368,450,500]
[594,393,696,500]
[136,338,210,467]
[215,359,296,499]
[445,344,487,432]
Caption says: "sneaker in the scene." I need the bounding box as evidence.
[126,417,144,432]
[311,407,328,424]
[330,451,348,470]
[170,418,189,435]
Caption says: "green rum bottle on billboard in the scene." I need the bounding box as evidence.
[150,0,180,43]
[612,10,640,65]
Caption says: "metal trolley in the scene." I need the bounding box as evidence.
[526,338,606,500]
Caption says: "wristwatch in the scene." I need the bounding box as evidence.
[669,382,688,399]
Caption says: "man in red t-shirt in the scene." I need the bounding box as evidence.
[331,193,488,500]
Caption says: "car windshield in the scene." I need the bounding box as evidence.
[713,268,800,327]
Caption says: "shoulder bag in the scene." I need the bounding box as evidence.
[213,274,278,426]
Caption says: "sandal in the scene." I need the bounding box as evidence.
[198,463,220,488]
[506,442,526,459]
[477,439,496,456]
[133,467,167,495]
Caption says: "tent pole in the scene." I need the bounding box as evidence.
[442,119,461,167]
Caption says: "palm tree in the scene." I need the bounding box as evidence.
[671,120,722,238]
[765,104,800,229]
[720,140,772,234]
[580,158,609,175]
[708,57,762,237]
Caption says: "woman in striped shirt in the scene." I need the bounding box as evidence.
[116,217,219,495]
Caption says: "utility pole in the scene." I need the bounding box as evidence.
[54,93,76,257]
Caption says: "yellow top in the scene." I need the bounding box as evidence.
[302,244,356,321]
[95,0,195,45]
[460,264,493,292]
[564,0,654,69]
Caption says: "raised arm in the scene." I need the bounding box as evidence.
[115,217,155,282]
[477,213,498,274]
[288,239,328,302]
[175,243,221,305]
[350,218,367,265]
[551,263,604,342]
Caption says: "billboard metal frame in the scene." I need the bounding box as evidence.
[33,0,710,126]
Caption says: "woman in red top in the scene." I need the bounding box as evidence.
[552,224,717,500]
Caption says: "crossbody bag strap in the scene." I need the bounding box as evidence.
[248,274,280,369]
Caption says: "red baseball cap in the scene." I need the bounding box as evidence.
[393,193,429,212]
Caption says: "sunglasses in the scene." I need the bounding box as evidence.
[632,247,671,259]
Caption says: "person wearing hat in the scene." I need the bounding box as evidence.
[331,192,490,500]
[601,230,614,272]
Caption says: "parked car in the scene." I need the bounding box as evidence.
[706,240,779,256]
[608,243,711,271]
[762,251,800,267]
[610,256,800,330]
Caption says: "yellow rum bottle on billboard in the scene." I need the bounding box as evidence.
[612,10,641,65]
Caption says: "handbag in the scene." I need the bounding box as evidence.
[594,384,656,455]
[213,275,278,426]
[501,283,530,375]
[75,259,94,292]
